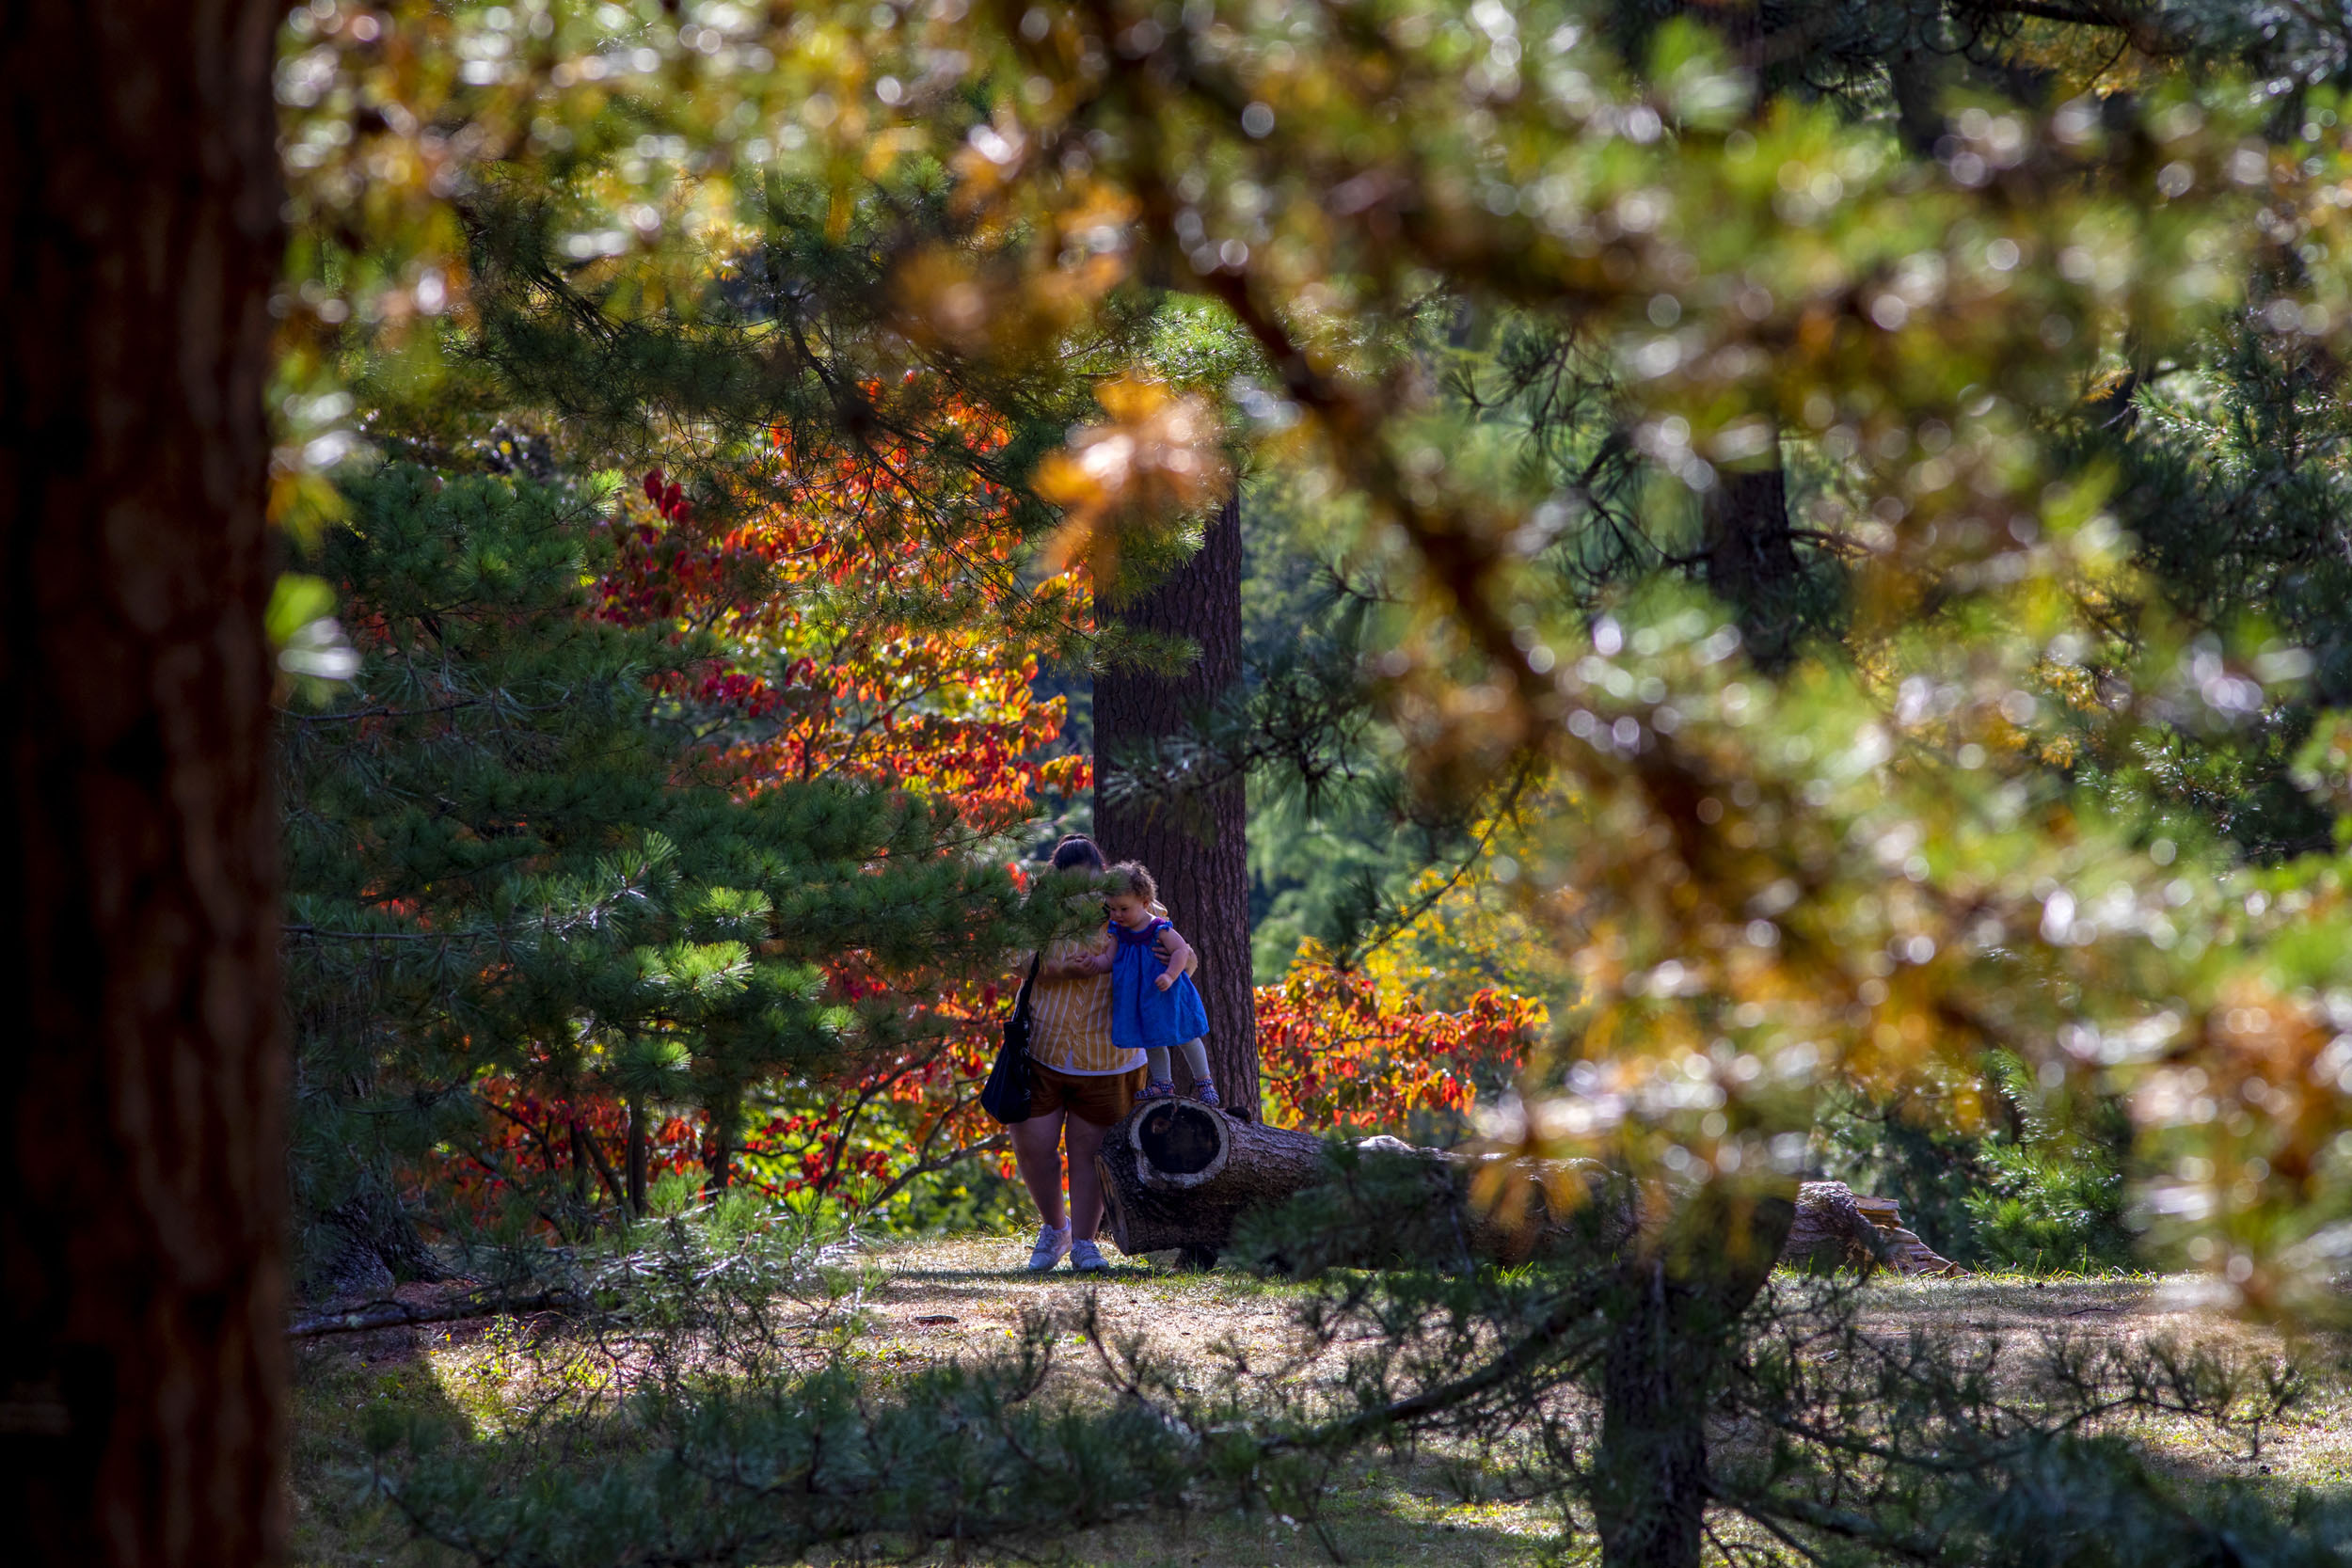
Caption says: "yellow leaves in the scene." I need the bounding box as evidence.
[1035,375,1229,578]
[2127,974,2352,1318]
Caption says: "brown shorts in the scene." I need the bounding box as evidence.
[1023,1060,1146,1127]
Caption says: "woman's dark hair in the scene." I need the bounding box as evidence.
[1049,833,1106,873]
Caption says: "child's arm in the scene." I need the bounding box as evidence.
[1041,942,1114,979]
[1152,927,1197,990]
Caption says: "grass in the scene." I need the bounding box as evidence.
[288,1234,2352,1567]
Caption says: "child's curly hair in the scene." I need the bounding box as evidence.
[1101,861,1159,905]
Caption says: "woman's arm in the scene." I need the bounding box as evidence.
[1152,926,1197,984]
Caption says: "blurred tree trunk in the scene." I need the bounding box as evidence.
[1700,445,1804,667]
[1592,1190,1795,1568]
[0,4,287,1564]
[1094,494,1258,1120]
[1690,1,1804,668]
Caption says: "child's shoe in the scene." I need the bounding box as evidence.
[1138,1079,1178,1100]
[1190,1082,1222,1110]
[1069,1238,1110,1273]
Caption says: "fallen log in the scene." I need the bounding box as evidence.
[288,1285,576,1338]
[1095,1100,1960,1275]
[1093,1100,1332,1260]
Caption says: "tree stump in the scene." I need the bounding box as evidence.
[1095,1101,1962,1276]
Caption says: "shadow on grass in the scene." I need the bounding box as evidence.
[291,1329,480,1567]
[287,1315,1563,1568]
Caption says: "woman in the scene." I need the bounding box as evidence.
[1010,832,1194,1272]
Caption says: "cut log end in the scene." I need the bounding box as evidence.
[1097,1101,1329,1257]
[1130,1101,1232,1191]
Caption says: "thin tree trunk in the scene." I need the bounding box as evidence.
[573,1118,627,1212]
[626,1096,650,1216]
[0,3,287,1564]
[704,1107,736,1196]
[567,1119,592,1208]
[1094,493,1257,1119]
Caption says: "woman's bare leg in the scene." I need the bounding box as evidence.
[1009,1110,1068,1230]
[1063,1114,1112,1241]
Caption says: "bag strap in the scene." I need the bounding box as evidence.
[1012,949,1042,1026]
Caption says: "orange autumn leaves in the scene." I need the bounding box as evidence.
[598,406,1088,832]
[1259,942,1546,1132]
[1035,374,1229,584]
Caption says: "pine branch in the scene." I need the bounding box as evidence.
[854,1129,1009,1215]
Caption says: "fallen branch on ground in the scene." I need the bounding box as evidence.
[289,1285,578,1338]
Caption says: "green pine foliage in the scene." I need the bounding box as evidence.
[282,465,1041,1289]
[1817,1054,2137,1273]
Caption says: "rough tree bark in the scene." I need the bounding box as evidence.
[627,1095,651,1217]
[0,3,288,1564]
[303,1186,446,1305]
[1094,492,1257,1117]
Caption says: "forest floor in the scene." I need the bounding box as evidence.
[290,1234,2352,1568]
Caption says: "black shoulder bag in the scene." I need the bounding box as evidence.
[979,952,1041,1125]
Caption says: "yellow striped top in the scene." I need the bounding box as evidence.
[1024,924,1149,1076]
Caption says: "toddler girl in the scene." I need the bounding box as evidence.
[1094,862,1218,1108]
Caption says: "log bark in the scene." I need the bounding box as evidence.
[1094,493,1257,1117]
[1783,1182,1964,1277]
[301,1186,447,1305]
[0,5,287,1565]
[1096,1103,1617,1268]
[1096,1101,1327,1259]
[1094,1102,1960,1276]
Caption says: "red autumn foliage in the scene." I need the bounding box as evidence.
[1257,948,1545,1132]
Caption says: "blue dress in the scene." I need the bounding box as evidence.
[1108,918,1211,1050]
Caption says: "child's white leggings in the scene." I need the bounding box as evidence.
[1145,1037,1212,1086]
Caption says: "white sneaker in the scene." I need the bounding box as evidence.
[1069,1238,1109,1273]
[1026,1224,1072,1272]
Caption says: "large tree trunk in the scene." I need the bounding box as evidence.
[1595,1261,1711,1568]
[0,4,288,1564]
[1094,492,1257,1117]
